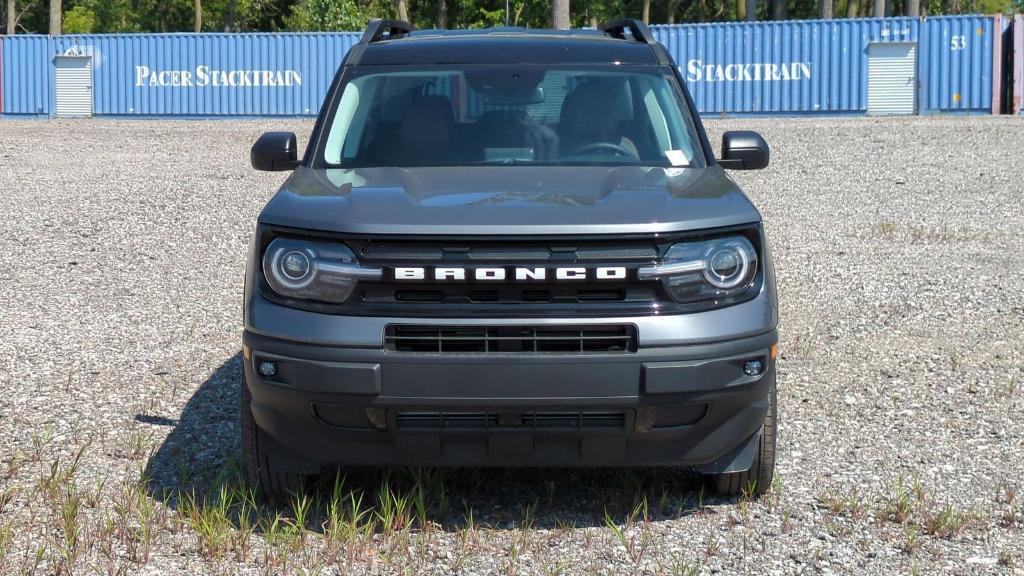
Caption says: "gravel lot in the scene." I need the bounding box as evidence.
[0,116,1022,575]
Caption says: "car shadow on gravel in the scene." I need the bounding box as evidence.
[144,353,721,531]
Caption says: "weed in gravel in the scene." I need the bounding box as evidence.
[28,427,55,465]
[83,476,106,509]
[133,480,162,564]
[375,481,412,537]
[902,526,921,555]
[260,513,291,575]
[1000,507,1020,528]
[124,430,150,461]
[111,475,154,561]
[921,504,973,539]
[880,478,914,524]
[907,224,1003,245]
[1000,549,1016,569]
[322,475,347,559]
[0,484,18,515]
[603,497,653,566]
[37,443,87,503]
[95,510,117,572]
[2,451,27,485]
[780,508,794,534]
[910,474,926,503]
[764,473,783,511]
[23,542,47,576]
[294,545,326,576]
[229,487,257,562]
[994,480,1020,527]
[461,504,479,546]
[348,490,375,562]
[702,525,721,560]
[542,559,574,575]
[180,486,234,558]
[948,351,961,374]
[818,485,868,520]
[995,479,1018,506]
[54,484,84,574]
[411,482,429,532]
[825,518,851,538]
[553,517,576,532]
[871,221,897,239]
[0,522,13,568]
[664,557,702,576]
[734,497,752,525]
[287,492,316,547]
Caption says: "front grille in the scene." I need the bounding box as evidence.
[395,411,626,430]
[365,284,657,305]
[385,324,637,354]
[354,239,666,310]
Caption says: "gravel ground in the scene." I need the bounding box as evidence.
[0,116,1022,575]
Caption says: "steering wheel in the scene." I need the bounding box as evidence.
[570,142,638,159]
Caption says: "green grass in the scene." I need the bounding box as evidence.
[817,485,868,520]
[3,436,1022,575]
[920,504,974,540]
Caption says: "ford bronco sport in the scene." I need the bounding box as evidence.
[244,19,777,502]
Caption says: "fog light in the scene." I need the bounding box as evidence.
[257,361,278,377]
[743,359,764,376]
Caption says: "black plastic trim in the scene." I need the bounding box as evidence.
[361,19,415,44]
[599,19,654,44]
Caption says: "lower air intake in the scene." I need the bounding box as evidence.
[385,324,637,354]
[395,412,626,430]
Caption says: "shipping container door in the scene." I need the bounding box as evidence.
[54,56,92,117]
[867,43,917,115]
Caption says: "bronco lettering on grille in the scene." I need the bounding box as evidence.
[392,267,629,281]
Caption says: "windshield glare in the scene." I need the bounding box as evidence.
[321,66,705,168]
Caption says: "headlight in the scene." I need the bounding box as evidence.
[263,237,381,303]
[638,236,759,305]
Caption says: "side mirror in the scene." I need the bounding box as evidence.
[251,132,300,171]
[718,131,769,170]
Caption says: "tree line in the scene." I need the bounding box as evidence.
[2,0,1016,36]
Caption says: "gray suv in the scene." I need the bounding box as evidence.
[245,19,777,502]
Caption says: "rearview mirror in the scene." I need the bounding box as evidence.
[718,131,769,170]
[484,87,545,106]
[251,132,300,171]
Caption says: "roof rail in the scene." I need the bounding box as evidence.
[361,19,414,43]
[598,19,654,44]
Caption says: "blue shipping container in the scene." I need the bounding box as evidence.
[2,35,52,116]
[0,17,1000,117]
[651,15,997,115]
[4,32,360,116]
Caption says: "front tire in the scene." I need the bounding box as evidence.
[240,374,312,504]
[707,380,777,498]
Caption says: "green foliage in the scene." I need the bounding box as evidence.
[224,0,300,31]
[976,0,1018,14]
[69,0,139,33]
[63,5,97,33]
[2,0,1018,35]
[284,0,388,32]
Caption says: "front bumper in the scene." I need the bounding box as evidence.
[242,327,776,471]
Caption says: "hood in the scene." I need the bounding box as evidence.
[258,165,761,236]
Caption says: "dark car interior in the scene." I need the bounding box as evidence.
[345,69,694,166]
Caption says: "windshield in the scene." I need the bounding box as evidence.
[319,65,706,168]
